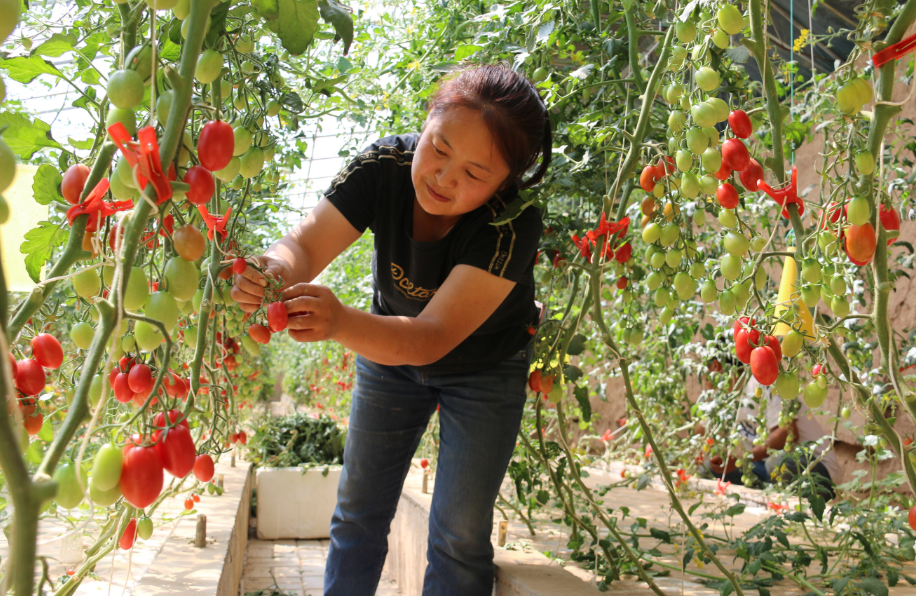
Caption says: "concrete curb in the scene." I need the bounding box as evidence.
[383,463,602,596]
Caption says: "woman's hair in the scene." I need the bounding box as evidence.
[422,62,552,192]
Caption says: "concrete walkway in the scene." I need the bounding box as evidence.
[239,538,403,595]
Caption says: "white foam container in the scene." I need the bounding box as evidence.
[256,466,343,540]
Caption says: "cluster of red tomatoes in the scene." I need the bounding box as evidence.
[9,333,66,435]
[733,316,782,386]
[821,201,900,266]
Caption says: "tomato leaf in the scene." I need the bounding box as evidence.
[38,419,53,442]
[205,1,230,49]
[32,165,63,206]
[33,32,78,57]
[573,385,590,422]
[68,137,95,151]
[0,112,63,159]
[318,0,353,56]
[855,578,889,596]
[21,220,69,283]
[265,0,320,55]
[252,0,280,21]
[0,55,64,83]
[490,190,537,226]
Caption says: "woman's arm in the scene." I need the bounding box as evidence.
[281,264,516,367]
[231,198,362,311]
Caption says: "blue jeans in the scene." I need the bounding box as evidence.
[324,340,534,595]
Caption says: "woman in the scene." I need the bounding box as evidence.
[231,63,552,595]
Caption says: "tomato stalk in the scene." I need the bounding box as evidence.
[587,270,747,596]
[623,10,646,94]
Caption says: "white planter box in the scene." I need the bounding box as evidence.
[256,466,343,540]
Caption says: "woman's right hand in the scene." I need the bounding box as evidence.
[231,255,292,313]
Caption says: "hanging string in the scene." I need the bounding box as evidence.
[790,0,795,166]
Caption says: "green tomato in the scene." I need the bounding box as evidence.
[717,5,746,35]
[164,257,200,302]
[73,268,101,297]
[668,110,686,132]
[703,126,720,147]
[699,174,718,195]
[242,335,262,357]
[659,223,681,247]
[642,222,661,244]
[125,44,153,83]
[754,267,768,290]
[692,209,707,227]
[91,443,123,492]
[750,235,767,252]
[840,407,851,420]
[122,335,136,352]
[676,20,697,43]
[802,259,822,283]
[106,107,137,138]
[676,149,693,172]
[673,272,696,300]
[854,150,875,175]
[720,255,742,280]
[718,208,738,229]
[835,81,860,115]
[654,287,670,308]
[701,147,722,173]
[695,67,720,92]
[646,271,663,291]
[145,0,178,10]
[846,196,871,226]
[172,0,190,18]
[689,261,705,278]
[831,295,850,318]
[214,156,241,182]
[830,275,846,295]
[0,0,22,43]
[107,69,144,110]
[135,320,163,352]
[734,280,752,309]
[774,371,799,400]
[818,230,838,255]
[804,381,827,408]
[239,147,265,178]
[700,279,717,303]
[266,99,282,117]
[800,284,821,305]
[54,464,85,510]
[665,249,683,268]
[123,267,149,311]
[146,291,179,332]
[90,482,122,507]
[195,49,223,84]
[680,173,700,199]
[156,89,173,126]
[706,98,730,123]
[70,321,95,350]
[184,325,198,349]
[650,251,666,269]
[659,306,674,324]
[711,29,729,49]
[116,155,137,189]
[718,289,736,315]
[531,66,549,83]
[137,517,154,540]
[781,330,804,358]
[89,374,104,408]
[110,171,137,201]
[723,231,750,257]
[690,102,719,128]
[686,128,708,155]
[233,126,253,156]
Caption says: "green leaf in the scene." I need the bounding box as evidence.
[265,0,320,55]
[455,44,482,61]
[649,527,671,543]
[32,165,63,205]
[38,419,53,442]
[0,55,64,83]
[809,493,825,522]
[567,333,587,356]
[160,39,181,62]
[252,0,280,20]
[535,489,549,504]
[34,32,78,57]
[318,0,354,55]
[205,1,231,48]
[757,588,770,596]
[855,578,889,596]
[0,112,63,159]
[21,221,69,284]
[573,385,591,422]
[491,191,537,226]
[68,137,95,151]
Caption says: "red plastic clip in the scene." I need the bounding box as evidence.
[107,123,173,204]
[757,166,804,219]
[198,205,232,241]
[570,234,593,263]
[66,179,132,232]
[872,31,916,69]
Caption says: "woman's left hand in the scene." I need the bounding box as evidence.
[281,283,345,343]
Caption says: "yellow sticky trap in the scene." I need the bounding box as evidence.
[773,246,815,338]
[1,165,48,292]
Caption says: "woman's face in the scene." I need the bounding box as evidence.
[412,107,512,221]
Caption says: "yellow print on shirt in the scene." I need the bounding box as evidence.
[391,263,438,300]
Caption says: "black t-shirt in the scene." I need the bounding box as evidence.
[323,132,542,374]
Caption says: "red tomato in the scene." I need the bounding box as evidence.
[154,424,196,478]
[616,276,628,290]
[539,374,554,394]
[153,409,189,431]
[657,156,676,176]
[845,223,877,265]
[716,183,739,209]
[31,333,63,370]
[120,356,135,371]
[267,302,288,333]
[24,411,43,436]
[163,372,182,399]
[879,204,900,245]
[184,498,194,510]
[420,458,429,469]
[232,257,247,275]
[197,121,235,172]
[109,224,125,254]
[735,327,761,365]
[248,324,271,344]
[614,242,632,264]
[159,213,174,236]
[193,493,201,503]
[727,110,753,139]
[7,353,17,378]
[750,346,778,385]
[128,364,154,394]
[905,437,913,447]
[908,505,916,531]
[193,454,215,482]
[714,162,732,181]
[733,316,757,336]
[237,430,247,445]
[639,165,661,192]
[119,519,138,550]
[184,165,215,205]
[762,335,782,361]
[528,370,542,393]
[61,164,90,205]
[722,138,750,172]
[114,373,135,404]
[738,158,764,192]
[120,446,164,509]
[15,359,46,396]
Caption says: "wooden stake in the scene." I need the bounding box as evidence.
[195,514,207,548]
[230,452,236,468]
[497,520,508,547]
[422,469,429,494]
[217,473,224,489]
